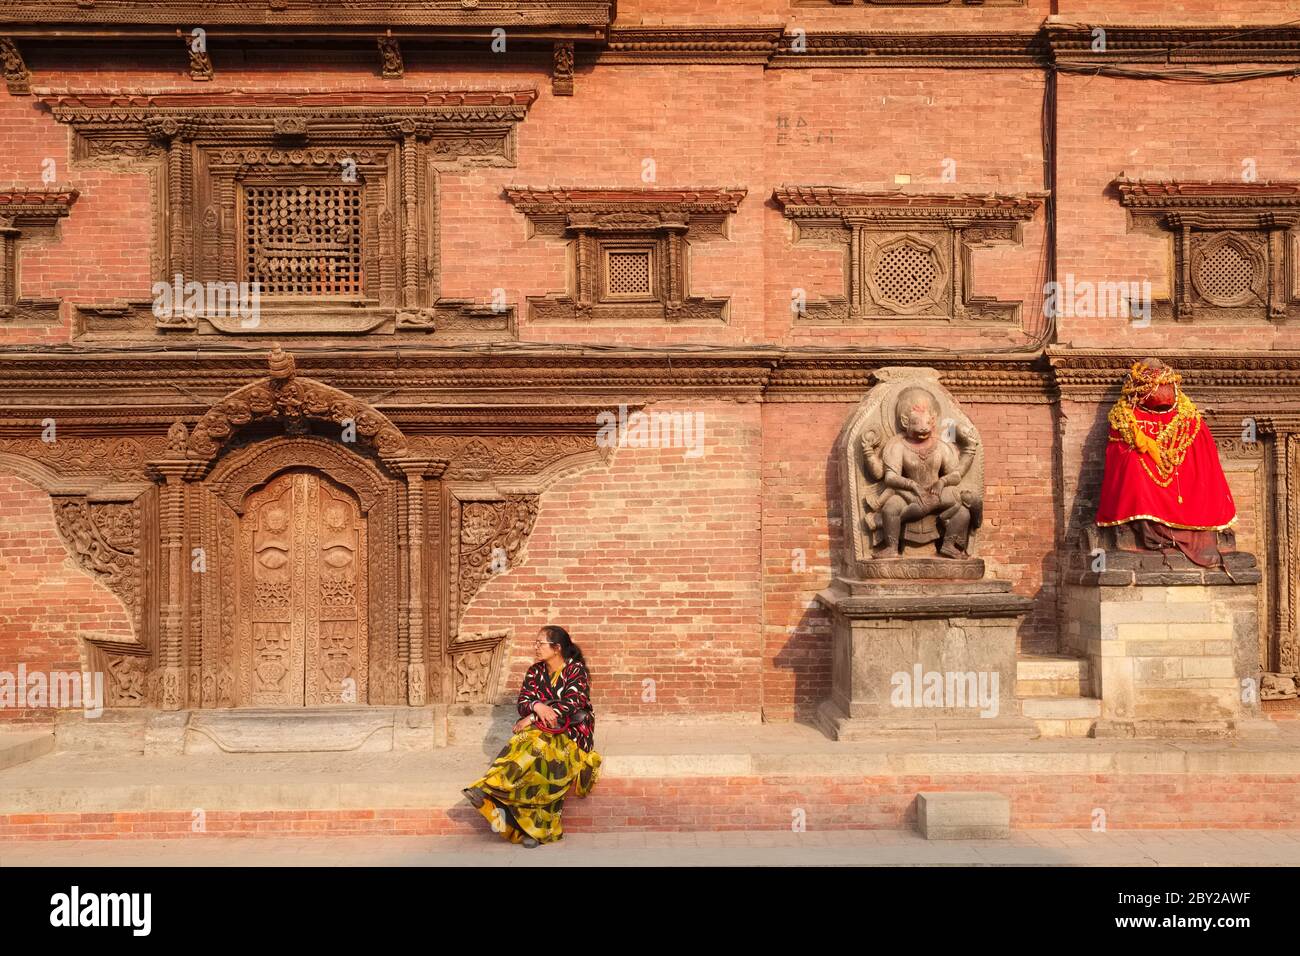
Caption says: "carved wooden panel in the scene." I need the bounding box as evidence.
[1115,179,1300,323]
[236,469,368,706]
[43,90,534,339]
[774,187,1043,325]
[0,187,79,326]
[505,187,745,324]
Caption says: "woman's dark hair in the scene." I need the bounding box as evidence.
[540,624,586,669]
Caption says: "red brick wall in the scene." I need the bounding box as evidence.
[1055,73,1300,351]
[0,473,132,725]
[460,402,764,717]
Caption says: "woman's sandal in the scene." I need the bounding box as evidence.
[461,787,486,809]
[521,836,539,848]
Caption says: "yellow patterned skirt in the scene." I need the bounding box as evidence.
[467,727,602,844]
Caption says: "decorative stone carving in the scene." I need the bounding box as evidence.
[816,366,1032,740]
[52,494,148,639]
[774,187,1044,325]
[1114,179,1300,323]
[844,368,985,578]
[505,187,745,324]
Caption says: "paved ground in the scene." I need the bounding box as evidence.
[4,829,1300,866]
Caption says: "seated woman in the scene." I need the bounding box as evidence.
[462,625,601,848]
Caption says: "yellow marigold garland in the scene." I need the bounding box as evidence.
[1106,362,1202,488]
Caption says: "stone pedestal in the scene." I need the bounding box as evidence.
[815,578,1036,740]
[1064,550,1276,738]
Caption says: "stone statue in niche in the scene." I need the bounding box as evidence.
[841,368,986,579]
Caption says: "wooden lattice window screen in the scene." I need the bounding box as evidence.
[244,184,364,296]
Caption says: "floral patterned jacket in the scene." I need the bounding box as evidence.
[516,659,596,751]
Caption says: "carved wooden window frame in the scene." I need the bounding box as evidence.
[0,187,78,326]
[505,187,745,324]
[1115,179,1300,324]
[774,186,1043,325]
[42,90,536,341]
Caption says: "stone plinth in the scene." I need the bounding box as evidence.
[1064,550,1275,738]
[815,578,1036,740]
[916,792,1011,840]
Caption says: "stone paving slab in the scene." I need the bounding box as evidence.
[4,829,1299,867]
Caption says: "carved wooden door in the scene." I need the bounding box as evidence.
[238,470,368,706]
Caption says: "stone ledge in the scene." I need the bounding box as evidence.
[916,792,1010,840]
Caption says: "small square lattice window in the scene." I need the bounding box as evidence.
[244,184,364,296]
[604,249,653,299]
[873,243,937,309]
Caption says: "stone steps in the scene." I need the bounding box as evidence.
[1016,654,1099,738]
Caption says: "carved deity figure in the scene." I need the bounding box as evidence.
[860,385,981,559]
[1095,357,1236,566]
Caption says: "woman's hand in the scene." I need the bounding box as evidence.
[531,703,559,727]
[512,716,534,733]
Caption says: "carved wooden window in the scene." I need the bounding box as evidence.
[42,90,536,340]
[774,186,1043,324]
[242,183,365,297]
[0,186,78,325]
[1115,180,1300,323]
[505,187,745,323]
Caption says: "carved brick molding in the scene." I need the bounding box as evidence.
[42,89,535,340]
[1048,24,1300,66]
[0,186,78,326]
[0,37,30,94]
[775,187,1044,325]
[770,31,1048,69]
[798,0,1024,7]
[1115,179,1300,324]
[505,187,745,324]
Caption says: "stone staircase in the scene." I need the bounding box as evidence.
[1016,654,1100,738]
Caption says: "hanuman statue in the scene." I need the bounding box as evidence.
[1095,357,1236,566]
[860,385,982,559]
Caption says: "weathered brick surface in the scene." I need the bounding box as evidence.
[2,772,1297,840]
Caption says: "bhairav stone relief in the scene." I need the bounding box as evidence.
[842,368,985,579]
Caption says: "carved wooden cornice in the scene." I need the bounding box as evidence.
[1116,179,1300,212]
[774,186,1046,222]
[0,1,612,36]
[600,27,784,65]
[770,31,1049,69]
[0,186,79,226]
[1047,23,1300,65]
[504,187,747,226]
[1049,348,1300,402]
[0,347,1052,405]
[40,88,537,148]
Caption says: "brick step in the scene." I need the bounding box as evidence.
[3,723,1299,839]
[1015,653,1091,698]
